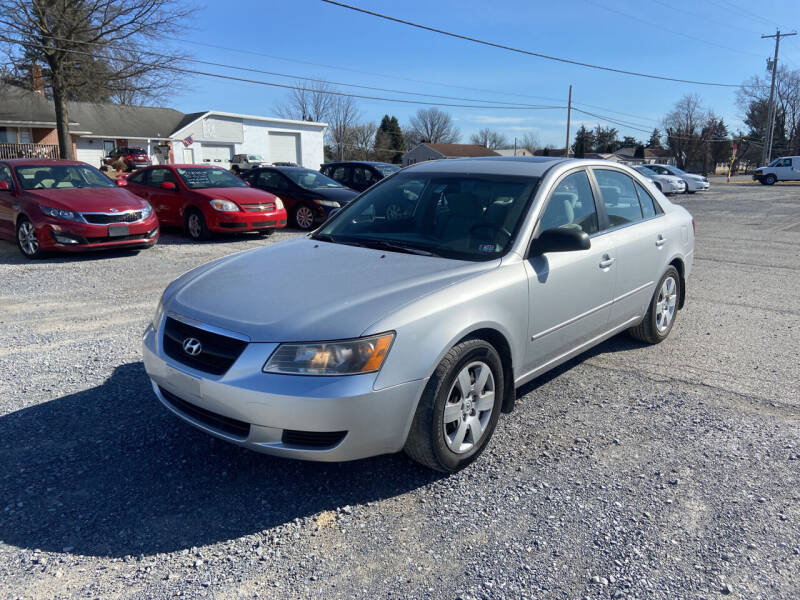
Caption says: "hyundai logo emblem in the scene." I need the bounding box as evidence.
[182,337,202,356]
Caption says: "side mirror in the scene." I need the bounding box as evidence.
[245,180,252,187]
[115,178,127,187]
[531,227,590,256]
[160,181,177,190]
[0,181,10,191]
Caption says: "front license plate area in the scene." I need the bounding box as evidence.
[108,224,129,237]
[164,364,202,399]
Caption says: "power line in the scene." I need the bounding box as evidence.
[320,0,764,88]
[584,0,762,57]
[0,35,567,111]
[650,0,762,35]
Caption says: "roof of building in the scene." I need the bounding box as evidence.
[419,143,501,158]
[614,146,672,159]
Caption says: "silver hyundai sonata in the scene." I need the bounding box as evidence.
[143,157,694,472]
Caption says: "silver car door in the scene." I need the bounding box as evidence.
[524,169,616,368]
[593,168,667,326]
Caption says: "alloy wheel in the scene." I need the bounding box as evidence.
[295,206,314,230]
[443,361,495,454]
[188,213,202,239]
[655,276,678,334]
[18,221,39,256]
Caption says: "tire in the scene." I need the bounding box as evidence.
[16,216,43,259]
[764,174,777,185]
[629,266,681,344]
[404,339,504,472]
[257,229,274,237]
[293,204,316,231]
[184,208,211,241]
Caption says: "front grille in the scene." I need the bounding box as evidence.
[159,386,250,439]
[219,222,247,229]
[281,429,347,448]
[85,227,158,243]
[82,211,143,224]
[251,220,276,227]
[242,202,276,212]
[163,317,248,375]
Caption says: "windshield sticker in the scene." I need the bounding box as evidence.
[478,243,497,254]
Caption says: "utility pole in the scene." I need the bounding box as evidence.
[761,29,796,165]
[564,84,572,158]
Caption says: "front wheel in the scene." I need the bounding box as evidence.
[293,204,316,231]
[184,209,211,241]
[764,174,777,185]
[404,339,504,472]
[17,217,43,259]
[629,266,680,344]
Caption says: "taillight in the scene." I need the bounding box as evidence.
[691,218,695,236]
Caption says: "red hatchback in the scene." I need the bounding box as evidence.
[0,159,159,259]
[125,165,287,241]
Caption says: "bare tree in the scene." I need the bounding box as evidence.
[327,95,360,160]
[275,79,335,123]
[520,131,540,154]
[408,107,460,144]
[350,122,376,160]
[737,66,800,156]
[664,94,710,170]
[0,0,191,158]
[470,128,507,149]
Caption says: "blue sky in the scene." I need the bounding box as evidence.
[171,0,800,147]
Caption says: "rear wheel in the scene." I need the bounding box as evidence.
[629,266,680,344]
[16,217,43,259]
[293,204,316,231]
[764,174,777,185]
[184,209,210,241]
[404,339,504,472]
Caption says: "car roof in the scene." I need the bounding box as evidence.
[322,161,398,167]
[1,158,88,167]
[404,156,567,177]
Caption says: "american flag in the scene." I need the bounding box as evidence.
[181,135,194,147]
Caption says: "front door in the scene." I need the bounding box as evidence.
[0,164,16,237]
[146,168,182,225]
[524,169,616,370]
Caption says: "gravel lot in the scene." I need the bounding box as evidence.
[1,184,798,600]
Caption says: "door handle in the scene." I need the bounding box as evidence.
[655,234,666,247]
[599,254,615,269]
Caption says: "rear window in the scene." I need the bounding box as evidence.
[375,164,400,177]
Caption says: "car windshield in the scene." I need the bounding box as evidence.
[314,172,539,261]
[247,155,263,161]
[768,158,782,167]
[283,169,342,189]
[176,168,247,189]
[375,164,401,177]
[14,164,115,189]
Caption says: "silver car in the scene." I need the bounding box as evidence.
[642,163,710,193]
[143,157,695,472]
[633,165,687,195]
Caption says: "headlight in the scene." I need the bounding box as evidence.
[273,197,285,210]
[209,199,239,212]
[313,199,341,208]
[263,332,394,376]
[41,205,82,222]
[152,298,165,331]
[141,203,152,219]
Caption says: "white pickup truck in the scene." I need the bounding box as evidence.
[753,156,800,185]
[230,154,267,174]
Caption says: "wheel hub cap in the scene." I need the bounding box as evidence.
[443,361,495,454]
[655,276,677,334]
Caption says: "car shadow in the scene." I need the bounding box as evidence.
[0,362,443,558]
[0,239,143,265]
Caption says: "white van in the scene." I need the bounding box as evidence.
[753,156,800,185]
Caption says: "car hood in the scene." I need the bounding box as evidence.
[23,187,148,211]
[192,187,277,202]
[308,187,359,203]
[166,237,496,342]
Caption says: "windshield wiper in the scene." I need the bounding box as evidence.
[358,239,439,257]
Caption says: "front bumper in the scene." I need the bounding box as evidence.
[36,214,160,251]
[665,180,686,194]
[142,324,427,462]
[206,208,288,232]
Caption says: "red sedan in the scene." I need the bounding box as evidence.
[0,159,159,259]
[125,165,287,241]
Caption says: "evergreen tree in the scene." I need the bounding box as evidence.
[647,128,663,149]
[374,114,406,163]
[571,125,595,158]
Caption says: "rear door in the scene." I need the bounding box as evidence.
[0,163,16,238]
[791,158,800,180]
[253,169,296,211]
[524,168,616,369]
[592,168,667,326]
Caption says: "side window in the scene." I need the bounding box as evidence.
[781,158,792,167]
[634,181,658,219]
[332,166,349,183]
[594,169,643,227]
[147,168,177,187]
[257,171,288,190]
[539,170,598,234]
[0,164,14,190]
[127,170,148,185]
[353,166,378,187]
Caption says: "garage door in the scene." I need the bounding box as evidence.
[201,144,233,169]
[269,132,300,165]
[75,140,107,169]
